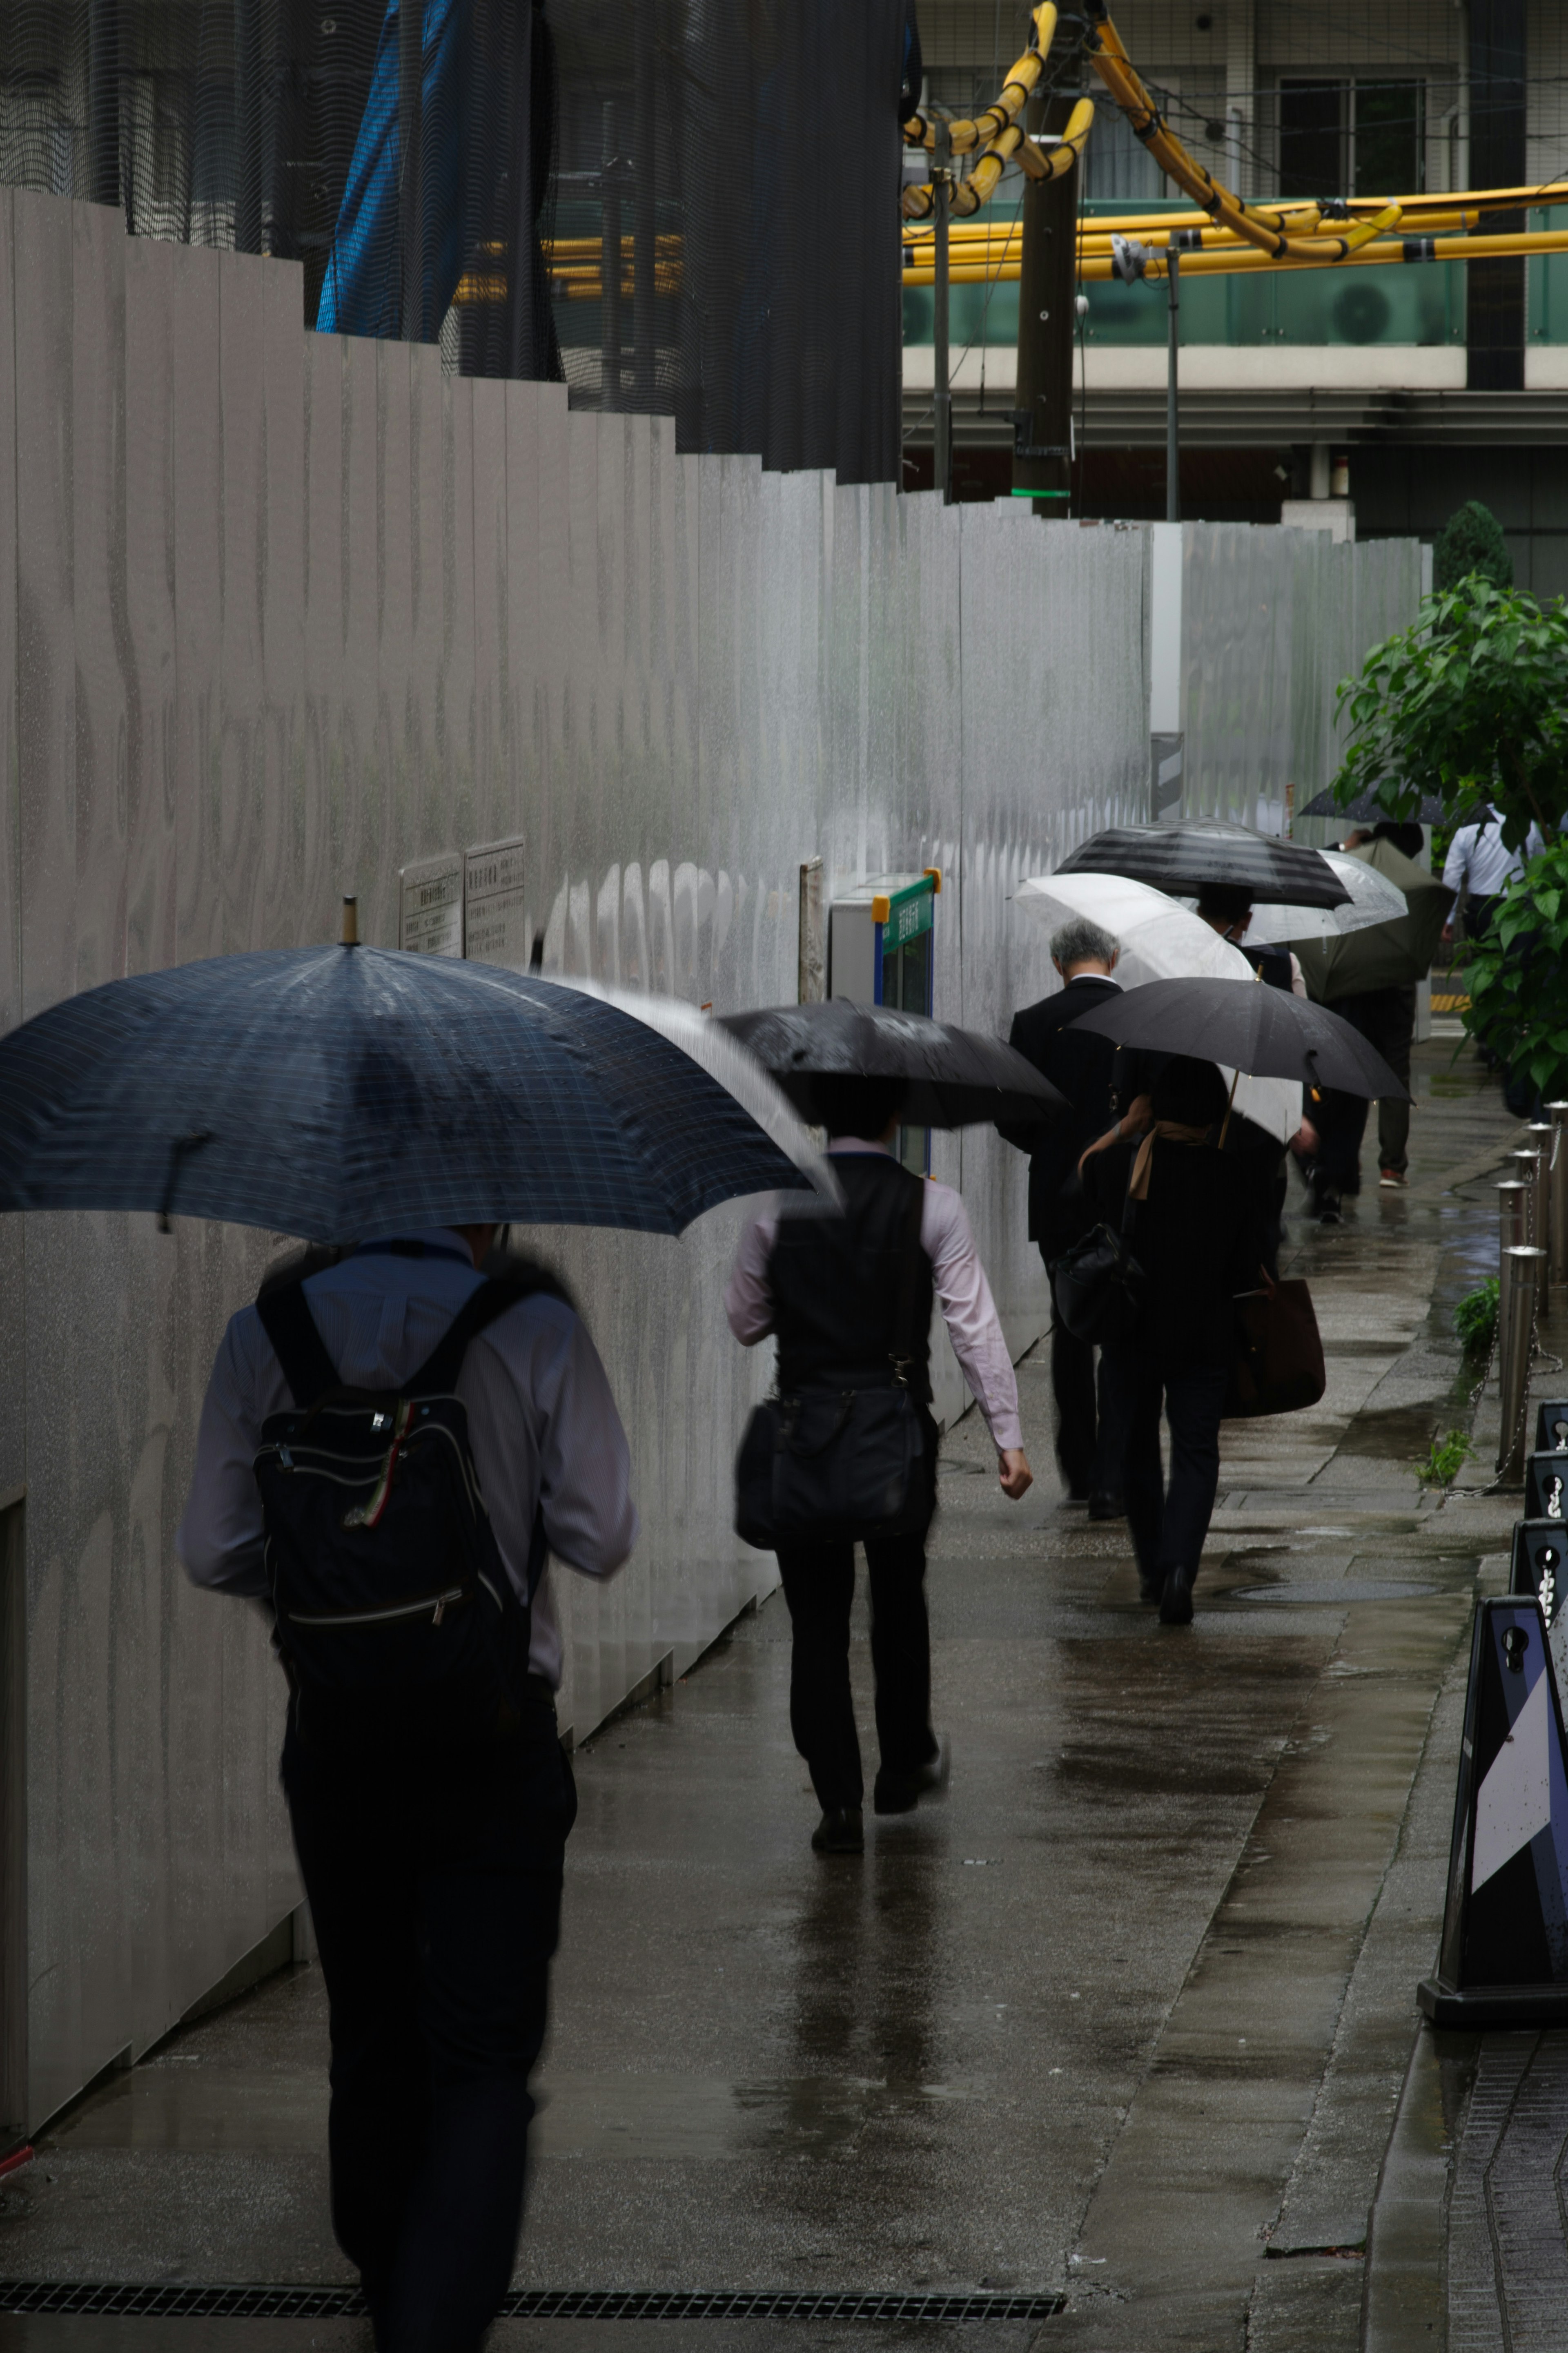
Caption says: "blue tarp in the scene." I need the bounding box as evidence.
[316,0,468,341]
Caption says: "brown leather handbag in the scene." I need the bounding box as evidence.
[1224,1278,1326,1419]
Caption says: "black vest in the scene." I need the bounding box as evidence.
[767,1154,934,1404]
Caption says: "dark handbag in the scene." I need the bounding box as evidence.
[735,1188,929,1550]
[1052,1180,1144,1346]
[1224,1278,1325,1418]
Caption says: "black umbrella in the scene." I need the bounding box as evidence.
[1298,786,1446,824]
[1055,817,1350,910]
[0,941,834,1241]
[718,1000,1066,1130]
[1063,976,1408,1100]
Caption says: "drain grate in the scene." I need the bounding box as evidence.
[0,2282,1064,2324]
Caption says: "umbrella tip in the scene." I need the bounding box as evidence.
[341,896,359,948]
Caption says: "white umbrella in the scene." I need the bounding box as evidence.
[554,977,842,1202]
[1012,872,1303,1147]
[1233,850,1407,945]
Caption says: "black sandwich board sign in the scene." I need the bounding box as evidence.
[1419,1597,1568,2028]
[1536,1399,1568,1455]
[1511,1522,1568,1628]
[1524,1453,1568,1522]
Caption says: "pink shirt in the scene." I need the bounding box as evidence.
[724,1141,1024,1452]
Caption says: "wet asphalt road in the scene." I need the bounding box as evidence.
[0,1038,1528,2352]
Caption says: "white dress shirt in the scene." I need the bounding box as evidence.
[724,1142,1024,1452]
[176,1231,638,1687]
[1442,807,1540,900]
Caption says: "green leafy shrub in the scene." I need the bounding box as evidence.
[1331,579,1568,852]
[1433,501,1515,596]
[1453,1277,1500,1358]
[1421,1429,1476,1486]
[1464,841,1568,1098]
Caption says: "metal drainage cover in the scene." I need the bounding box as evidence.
[1232,1579,1437,1604]
[0,2283,1066,2324]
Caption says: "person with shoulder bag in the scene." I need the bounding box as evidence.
[177,1226,637,2353]
[1079,1057,1274,1628]
[725,1076,1032,1856]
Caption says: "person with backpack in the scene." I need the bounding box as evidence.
[725,1077,1032,1856]
[178,1224,637,2353]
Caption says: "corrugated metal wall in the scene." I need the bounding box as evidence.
[0,186,1423,2134]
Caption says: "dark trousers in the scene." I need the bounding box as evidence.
[777,1528,938,1809]
[1045,1249,1125,1495]
[1314,986,1417,1190]
[282,1694,577,2353]
[1113,1355,1229,1590]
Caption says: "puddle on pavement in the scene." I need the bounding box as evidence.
[1231,1580,1439,1604]
[1333,1404,1447,1461]
[43,2063,971,2164]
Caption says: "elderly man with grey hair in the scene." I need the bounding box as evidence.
[1001,915,1149,1515]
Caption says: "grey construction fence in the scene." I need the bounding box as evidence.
[0,185,1422,2139]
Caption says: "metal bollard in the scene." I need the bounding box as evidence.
[1510,1148,1544,1245]
[1498,1183,1532,1399]
[1499,1179,1531,1253]
[1498,1245,1548,1481]
[1527,1123,1554,1264]
[1548,1102,1568,1286]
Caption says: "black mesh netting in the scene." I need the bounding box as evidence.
[0,0,904,483]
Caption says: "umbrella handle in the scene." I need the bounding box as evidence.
[158,1129,213,1233]
[1218,1066,1241,1150]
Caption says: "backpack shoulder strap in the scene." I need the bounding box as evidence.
[256,1282,341,1409]
[407,1277,536,1398]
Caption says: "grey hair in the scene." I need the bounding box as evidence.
[1051,917,1118,969]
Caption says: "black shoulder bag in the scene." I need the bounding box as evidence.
[734,1187,929,1551]
[1051,1170,1144,1347]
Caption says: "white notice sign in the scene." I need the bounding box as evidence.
[399,854,464,957]
[464,836,529,968]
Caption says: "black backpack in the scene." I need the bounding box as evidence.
[253,1265,553,1736]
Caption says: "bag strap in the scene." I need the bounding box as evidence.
[256,1284,341,1409]
[890,1177,927,1380]
[406,1277,530,1397]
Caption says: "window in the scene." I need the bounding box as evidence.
[1276,77,1425,203]
[1278,80,1344,201]
[1354,80,1423,199]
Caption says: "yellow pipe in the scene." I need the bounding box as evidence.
[1074,225,1568,280]
[903,3,1055,154]
[1084,8,1374,262]
[904,94,1093,224]
[898,225,1568,288]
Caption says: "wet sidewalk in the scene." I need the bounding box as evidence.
[0,1038,1530,2353]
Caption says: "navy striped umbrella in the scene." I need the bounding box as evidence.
[0,942,829,1241]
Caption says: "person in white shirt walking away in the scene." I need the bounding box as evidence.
[178,1227,637,2353]
[726,1078,1031,1856]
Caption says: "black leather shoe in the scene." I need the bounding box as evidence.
[1088,1490,1125,1521]
[1159,1567,1195,1626]
[811,1807,864,1854]
[1138,1572,1164,1604]
[873,1734,951,1816]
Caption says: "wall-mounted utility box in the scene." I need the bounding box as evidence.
[828,871,940,1011]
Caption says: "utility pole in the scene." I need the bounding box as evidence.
[1165,241,1180,523]
[933,120,952,505]
[1011,93,1079,511]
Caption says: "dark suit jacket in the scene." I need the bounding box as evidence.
[1004,977,1137,1256]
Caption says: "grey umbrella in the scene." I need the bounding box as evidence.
[1063,976,1409,1100]
[1055,817,1350,909]
[1298,786,1447,824]
[717,1000,1066,1130]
